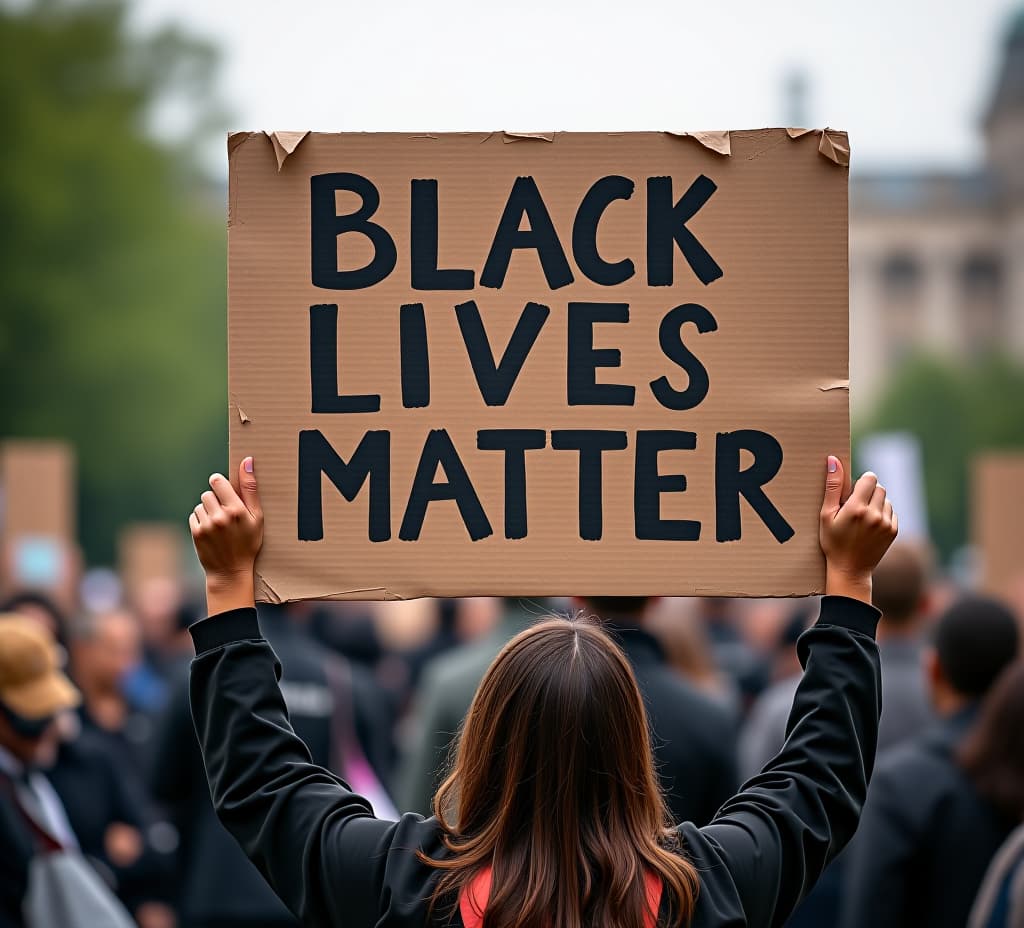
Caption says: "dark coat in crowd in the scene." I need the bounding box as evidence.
[840,707,1014,928]
[188,596,882,928]
[46,724,172,909]
[151,607,392,928]
[0,768,35,928]
[608,622,738,826]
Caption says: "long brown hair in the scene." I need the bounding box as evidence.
[420,615,700,928]
[959,660,1024,822]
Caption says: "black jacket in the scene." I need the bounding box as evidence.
[608,623,737,826]
[839,707,1014,928]
[156,607,393,925]
[188,596,882,928]
[0,773,33,928]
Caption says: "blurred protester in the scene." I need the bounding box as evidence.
[0,590,69,650]
[397,597,544,814]
[152,603,392,928]
[841,596,1021,928]
[963,663,1024,928]
[0,614,134,928]
[56,610,177,922]
[697,597,771,707]
[741,542,934,780]
[644,599,740,715]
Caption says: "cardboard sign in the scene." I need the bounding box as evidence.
[0,441,77,604]
[118,523,185,608]
[972,453,1024,598]
[228,129,850,602]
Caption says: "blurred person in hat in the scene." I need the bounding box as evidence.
[0,613,81,927]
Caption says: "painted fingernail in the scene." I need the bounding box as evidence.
[244,457,254,474]
[828,456,838,473]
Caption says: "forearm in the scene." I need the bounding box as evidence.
[204,569,255,617]
[700,595,882,926]
[188,608,372,923]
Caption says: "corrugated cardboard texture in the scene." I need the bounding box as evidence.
[228,129,849,601]
[972,453,1024,597]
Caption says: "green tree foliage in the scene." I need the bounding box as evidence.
[858,354,1024,560]
[0,0,226,563]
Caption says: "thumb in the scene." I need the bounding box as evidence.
[821,455,844,520]
[238,456,261,514]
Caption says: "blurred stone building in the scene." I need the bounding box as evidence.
[849,10,1024,414]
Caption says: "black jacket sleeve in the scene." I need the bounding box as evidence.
[679,595,882,928]
[187,608,443,928]
[188,595,880,928]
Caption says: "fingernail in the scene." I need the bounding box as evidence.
[244,457,254,474]
[828,456,838,473]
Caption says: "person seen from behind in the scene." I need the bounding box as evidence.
[840,594,1020,928]
[185,453,896,928]
[963,661,1024,928]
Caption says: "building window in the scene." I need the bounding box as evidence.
[959,252,1003,354]
[960,252,1001,300]
[881,253,922,300]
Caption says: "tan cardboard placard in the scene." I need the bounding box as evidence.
[0,440,77,603]
[228,129,850,601]
[972,453,1024,598]
[118,523,185,608]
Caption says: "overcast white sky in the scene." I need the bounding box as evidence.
[132,0,1020,176]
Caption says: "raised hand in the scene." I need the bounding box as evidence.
[189,457,264,615]
[819,456,898,604]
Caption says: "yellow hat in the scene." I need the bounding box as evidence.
[0,615,80,721]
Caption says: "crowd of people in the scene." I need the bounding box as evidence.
[1,536,1023,927]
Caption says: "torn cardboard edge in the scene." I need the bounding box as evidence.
[665,130,732,156]
[502,131,555,143]
[227,127,849,166]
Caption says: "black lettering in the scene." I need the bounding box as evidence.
[634,431,700,540]
[477,429,547,539]
[310,173,397,289]
[567,303,636,406]
[310,304,381,413]
[400,429,493,541]
[715,430,794,543]
[399,303,430,408]
[646,175,723,286]
[297,429,391,542]
[572,175,635,286]
[650,303,717,410]
[480,176,574,290]
[410,179,474,290]
[551,430,628,540]
[455,300,550,405]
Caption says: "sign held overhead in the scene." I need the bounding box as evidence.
[228,129,850,601]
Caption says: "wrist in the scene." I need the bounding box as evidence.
[205,567,256,615]
[825,566,872,605]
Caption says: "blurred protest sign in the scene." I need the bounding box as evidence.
[0,440,78,609]
[118,523,185,609]
[858,432,929,541]
[972,453,1024,599]
[228,128,850,601]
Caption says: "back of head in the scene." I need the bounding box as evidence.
[934,596,1020,699]
[423,615,697,928]
[872,542,929,629]
[959,661,1024,822]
